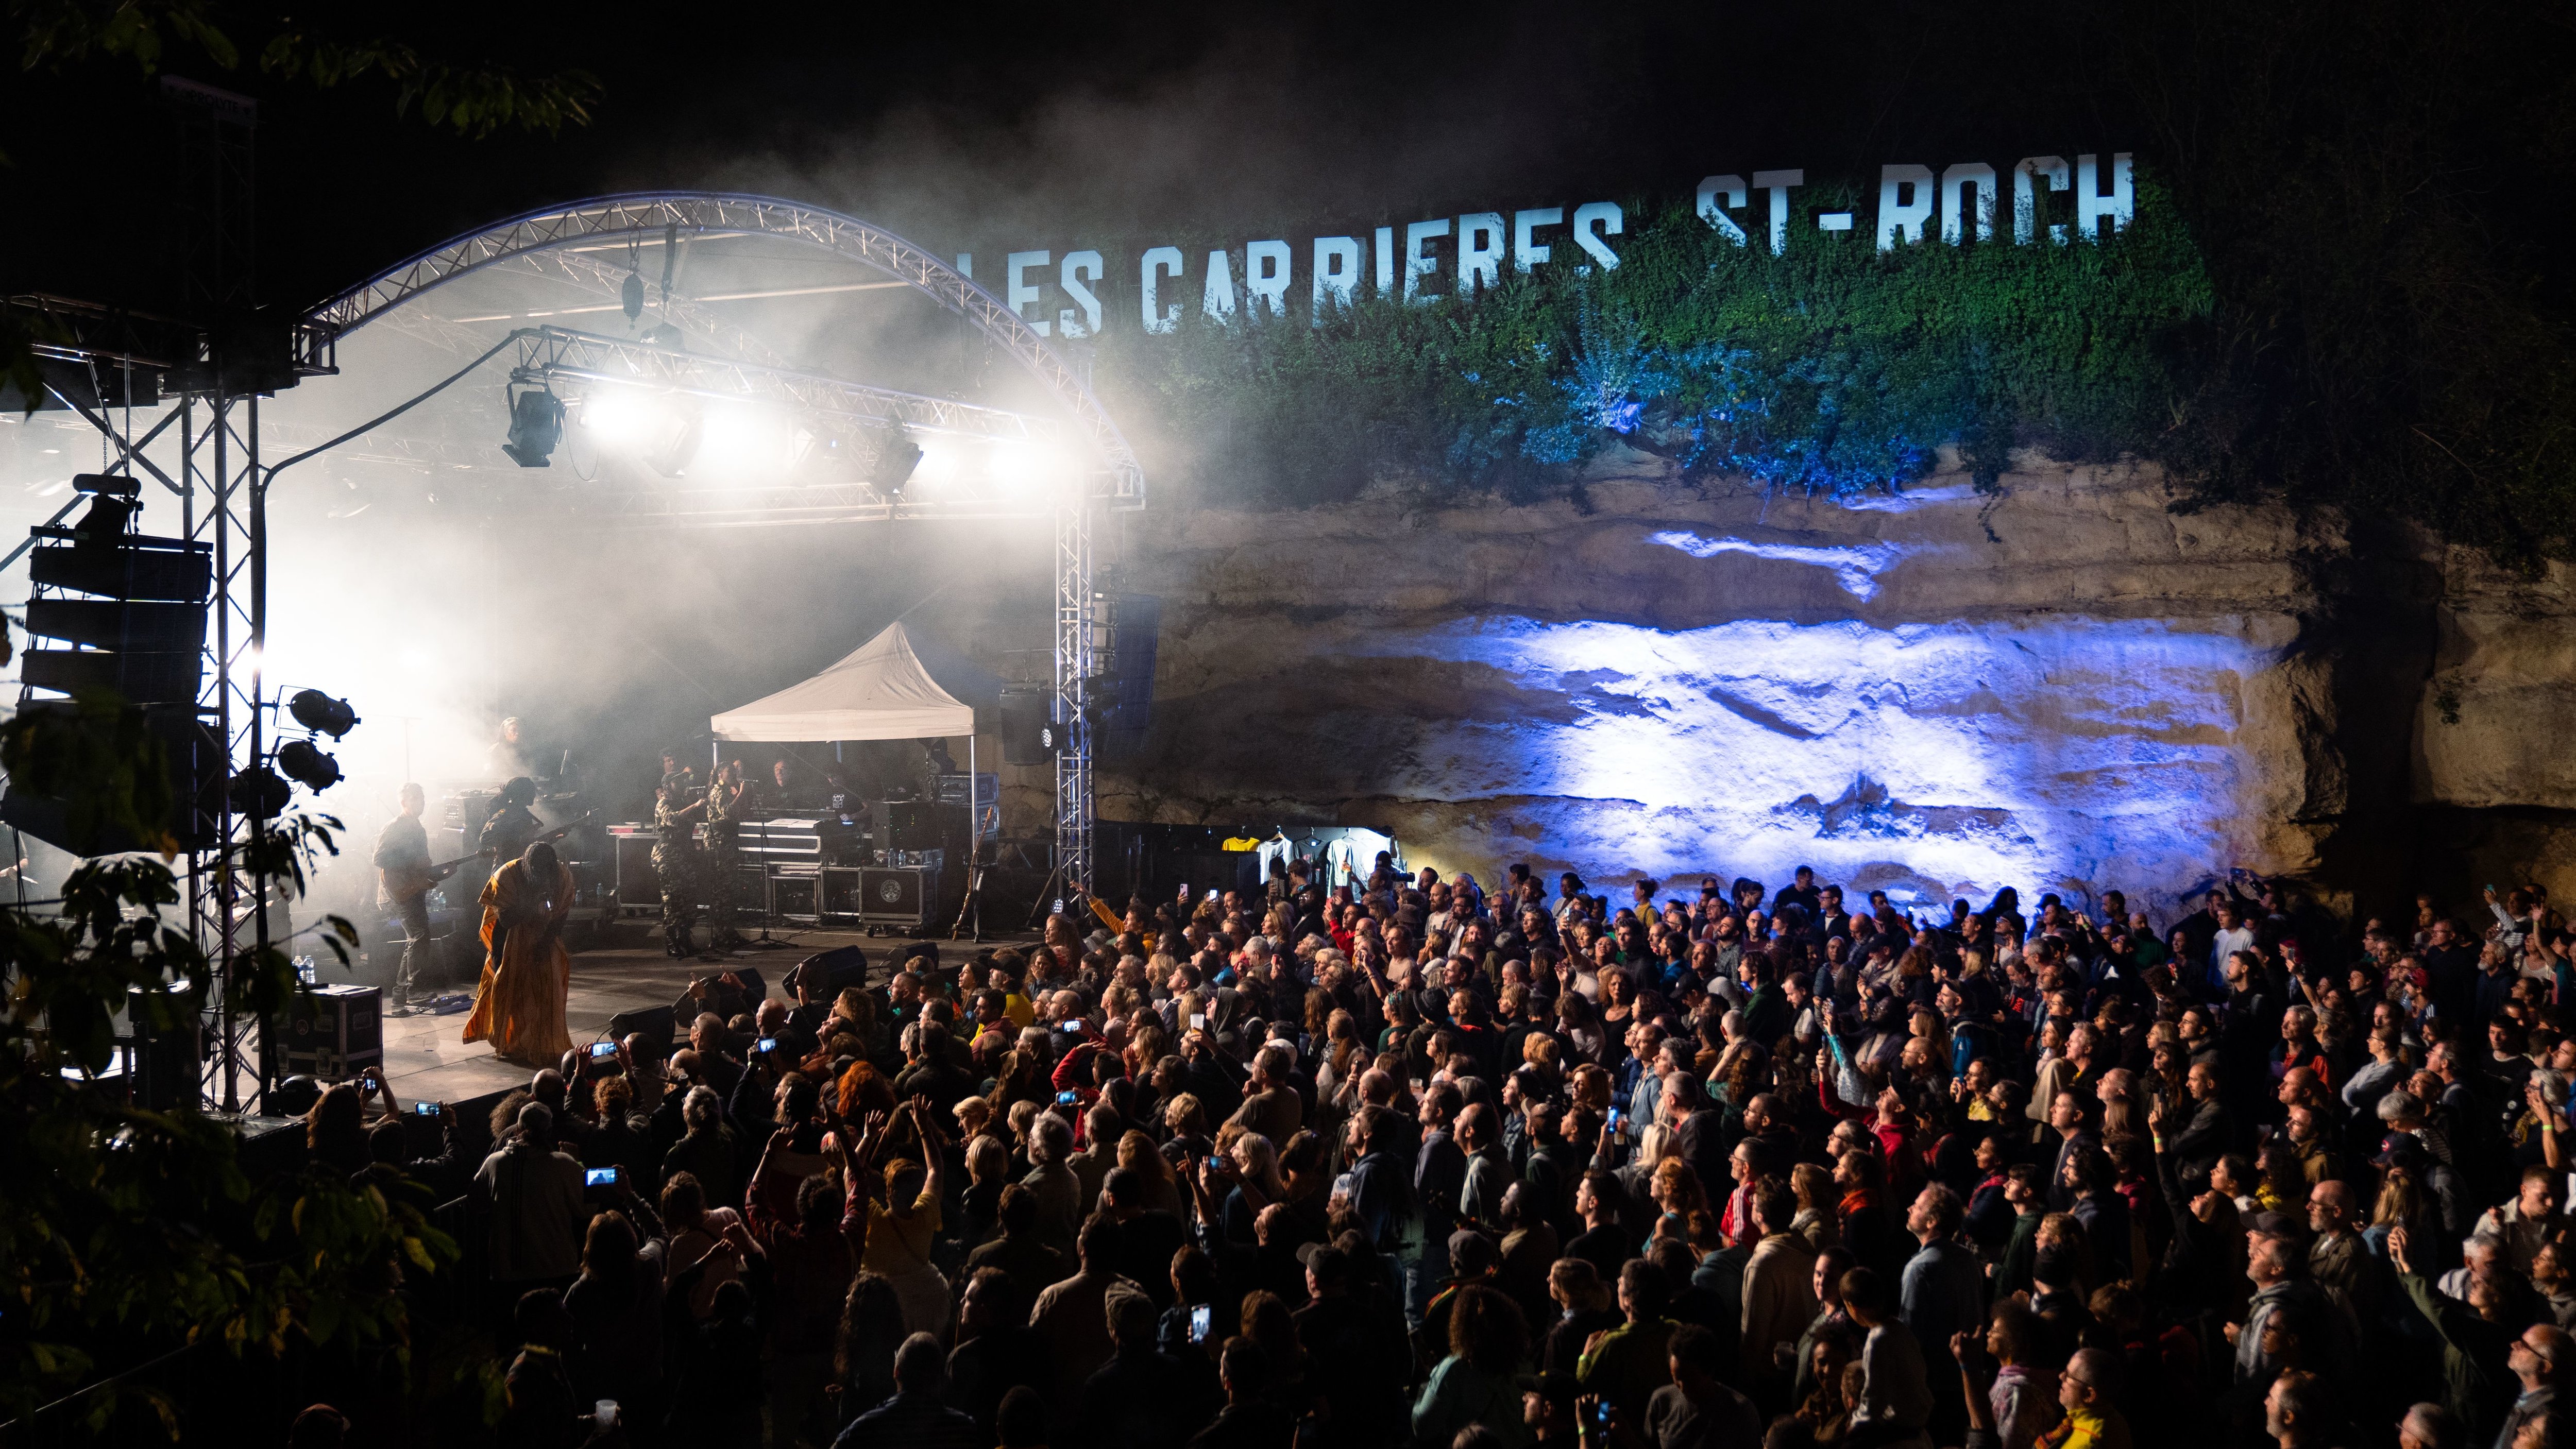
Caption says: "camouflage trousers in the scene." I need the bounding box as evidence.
[654,843,700,950]
[703,842,745,944]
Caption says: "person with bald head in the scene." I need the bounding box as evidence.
[2307,1180,2378,1324]
[2499,1323,2573,1449]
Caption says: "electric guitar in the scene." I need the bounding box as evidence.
[380,812,595,903]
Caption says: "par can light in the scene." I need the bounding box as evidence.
[287,689,360,739]
[228,766,292,820]
[277,739,343,792]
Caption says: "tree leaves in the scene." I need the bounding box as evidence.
[0,705,457,1427]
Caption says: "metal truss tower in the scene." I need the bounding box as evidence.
[170,76,272,1112]
[1053,498,1096,899]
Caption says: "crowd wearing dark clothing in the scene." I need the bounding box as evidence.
[304,860,2576,1449]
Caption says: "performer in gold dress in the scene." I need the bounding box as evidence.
[461,841,577,1066]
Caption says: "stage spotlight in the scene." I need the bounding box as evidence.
[988,441,1071,492]
[500,387,564,468]
[227,766,292,820]
[699,404,792,478]
[277,739,343,792]
[871,432,924,501]
[579,387,654,444]
[646,399,705,479]
[286,688,360,739]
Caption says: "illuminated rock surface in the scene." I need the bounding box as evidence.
[1086,455,2262,913]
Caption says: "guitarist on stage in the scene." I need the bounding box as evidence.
[374,783,449,1015]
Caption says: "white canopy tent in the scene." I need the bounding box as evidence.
[708,621,997,839]
[710,621,975,742]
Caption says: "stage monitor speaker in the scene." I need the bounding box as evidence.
[605,1003,676,1056]
[999,686,1057,765]
[786,944,869,1002]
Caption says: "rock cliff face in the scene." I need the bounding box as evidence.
[2411,549,2576,900]
[1083,447,2574,919]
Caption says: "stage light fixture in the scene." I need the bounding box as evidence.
[871,431,924,501]
[227,765,292,820]
[501,386,564,467]
[646,399,705,478]
[277,739,343,792]
[286,689,360,739]
[699,404,793,478]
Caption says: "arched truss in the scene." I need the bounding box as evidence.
[299,192,1143,505]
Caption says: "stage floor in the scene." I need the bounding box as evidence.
[376,918,1039,1106]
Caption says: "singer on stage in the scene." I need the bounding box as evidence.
[461,840,577,1066]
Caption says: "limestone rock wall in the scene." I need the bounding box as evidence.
[2411,549,2576,900]
[1095,450,2396,920]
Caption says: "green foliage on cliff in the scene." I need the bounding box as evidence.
[1090,4,2576,559]
[1099,182,2212,506]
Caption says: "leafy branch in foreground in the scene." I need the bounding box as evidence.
[11,0,601,138]
[0,697,455,1430]
[260,30,599,138]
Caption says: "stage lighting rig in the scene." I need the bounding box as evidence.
[870,430,923,502]
[277,739,343,792]
[501,385,565,468]
[287,689,360,739]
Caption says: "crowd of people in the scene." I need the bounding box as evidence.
[301,855,2576,1449]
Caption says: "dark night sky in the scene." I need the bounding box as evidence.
[6,1,2143,317]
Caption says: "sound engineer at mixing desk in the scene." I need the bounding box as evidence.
[762,758,819,815]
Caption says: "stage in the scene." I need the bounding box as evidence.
[372,919,1040,1106]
